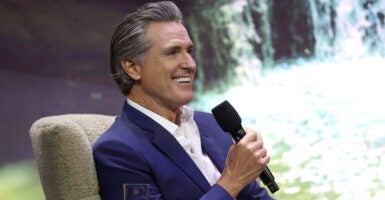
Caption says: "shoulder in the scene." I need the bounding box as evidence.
[193,111,216,123]
[194,110,221,127]
[193,111,222,129]
[93,115,148,154]
[193,111,229,137]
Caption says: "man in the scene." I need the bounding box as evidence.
[93,1,274,199]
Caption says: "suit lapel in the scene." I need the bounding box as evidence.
[152,129,211,191]
[121,102,211,192]
[196,115,228,172]
[194,113,228,172]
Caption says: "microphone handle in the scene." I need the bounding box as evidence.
[230,128,279,193]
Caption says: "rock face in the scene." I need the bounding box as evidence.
[182,0,385,91]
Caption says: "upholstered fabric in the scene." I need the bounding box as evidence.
[30,114,115,200]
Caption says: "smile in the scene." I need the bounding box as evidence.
[173,77,191,83]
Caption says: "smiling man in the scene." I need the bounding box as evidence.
[122,21,196,123]
[93,1,274,200]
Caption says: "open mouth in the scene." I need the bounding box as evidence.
[173,77,191,83]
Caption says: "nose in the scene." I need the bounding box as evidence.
[180,51,196,72]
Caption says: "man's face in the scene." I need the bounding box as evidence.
[130,21,196,112]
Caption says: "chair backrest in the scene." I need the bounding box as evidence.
[30,114,115,200]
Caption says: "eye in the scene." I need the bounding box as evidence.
[168,49,177,55]
[165,47,179,56]
[187,45,194,55]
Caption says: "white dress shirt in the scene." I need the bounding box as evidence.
[126,98,221,186]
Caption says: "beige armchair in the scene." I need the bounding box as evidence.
[30,114,115,200]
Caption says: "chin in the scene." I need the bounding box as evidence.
[179,94,194,105]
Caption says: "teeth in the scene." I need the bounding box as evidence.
[174,77,191,83]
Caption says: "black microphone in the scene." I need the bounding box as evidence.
[211,100,279,193]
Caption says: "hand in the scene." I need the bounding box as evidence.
[217,128,270,198]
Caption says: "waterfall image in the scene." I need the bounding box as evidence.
[187,0,385,199]
[0,0,384,199]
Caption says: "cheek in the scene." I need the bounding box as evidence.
[141,67,168,88]
[141,59,175,86]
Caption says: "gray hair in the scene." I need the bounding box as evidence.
[110,1,183,96]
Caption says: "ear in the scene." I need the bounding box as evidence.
[121,58,142,80]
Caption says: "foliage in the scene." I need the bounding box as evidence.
[192,56,385,199]
[0,161,44,200]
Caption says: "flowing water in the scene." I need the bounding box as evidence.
[191,0,385,199]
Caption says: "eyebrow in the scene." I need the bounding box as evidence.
[163,43,194,54]
[187,44,194,50]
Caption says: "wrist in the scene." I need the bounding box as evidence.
[216,175,243,198]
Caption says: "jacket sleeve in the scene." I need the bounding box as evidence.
[93,139,163,200]
[93,139,244,200]
[200,184,234,200]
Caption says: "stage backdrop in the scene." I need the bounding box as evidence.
[1,0,384,199]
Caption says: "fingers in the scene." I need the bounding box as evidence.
[261,153,271,164]
[244,127,264,141]
[246,139,263,152]
[219,128,271,195]
[238,128,258,145]
[238,128,270,165]
[248,141,269,165]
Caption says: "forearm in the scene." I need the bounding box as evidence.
[199,184,234,200]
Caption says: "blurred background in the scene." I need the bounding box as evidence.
[1,0,384,199]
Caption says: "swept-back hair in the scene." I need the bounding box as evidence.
[110,1,183,96]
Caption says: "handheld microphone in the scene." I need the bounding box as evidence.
[211,100,279,193]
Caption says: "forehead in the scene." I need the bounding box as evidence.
[146,21,192,47]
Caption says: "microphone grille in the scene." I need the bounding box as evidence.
[211,100,242,132]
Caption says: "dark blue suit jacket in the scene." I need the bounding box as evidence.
[93,102,272,200]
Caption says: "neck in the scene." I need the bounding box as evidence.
[127,95,182,125]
